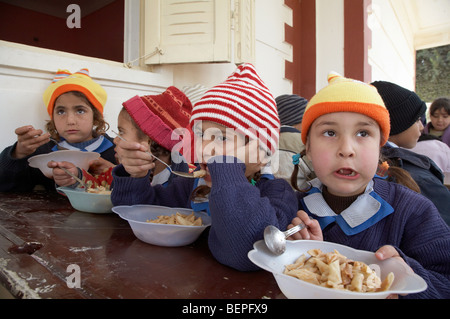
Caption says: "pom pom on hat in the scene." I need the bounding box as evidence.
[276,94,308,126]
[122,86,193,151]
[189,63,280,154]
[301,72,390,145]
[43,69,107,117]
[370,81,426,136]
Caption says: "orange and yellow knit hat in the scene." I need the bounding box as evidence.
[301,72,390,145]
[42,69,107,117]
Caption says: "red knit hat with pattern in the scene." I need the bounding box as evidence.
[122,86,193,151]
[189,63,280,154]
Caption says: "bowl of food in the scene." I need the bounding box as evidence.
[28,150,100,178]
[57,186,113,214]
[112,205,211,247]
[248,240,427,299]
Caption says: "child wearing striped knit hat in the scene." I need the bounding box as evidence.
[288,72,450,298]
[0,68,117,192]
[112,63,301,271]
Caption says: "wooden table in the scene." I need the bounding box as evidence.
[0,191,284,300]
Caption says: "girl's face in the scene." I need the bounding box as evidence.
[115,111,150,163]
[430,108,450,131]
[306,112,381,197]
[53,92,95,144]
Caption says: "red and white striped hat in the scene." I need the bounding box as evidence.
[189,63,280,154]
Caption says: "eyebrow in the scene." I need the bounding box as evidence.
[315,120,378,127]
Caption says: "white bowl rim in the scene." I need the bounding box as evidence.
[112,204,211,228]
[57,186,112,197]
[28,149,100,163]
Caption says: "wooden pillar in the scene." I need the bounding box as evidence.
[284,0,316,100]
[344,0,372,82]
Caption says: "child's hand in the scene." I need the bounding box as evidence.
[13,125,50,159]
[114,137,155,178]
[375,245,414,299]
[89,157,115,175]
[48,161,79,187]
[287,210,323,241]
[236,139,269,178]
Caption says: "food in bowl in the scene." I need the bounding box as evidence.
[284,248,394,292]
[112,205,211,247]
[147,212,203,226]
[247,240,427,299]
[86,186,111,194]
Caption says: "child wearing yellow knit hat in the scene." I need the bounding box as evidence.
[288,72,450,299]
[0,69,117,192]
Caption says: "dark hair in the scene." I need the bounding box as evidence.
[45,91,109,140]
[429,97,450,116]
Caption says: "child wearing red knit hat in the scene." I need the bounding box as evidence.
[0,69,117,192]
[111,63,301,271]
[289,73,450,299]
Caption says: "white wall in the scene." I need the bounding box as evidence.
[315,0,345,91]
[0,41,173,151]
[172,0,293,98]
[368,0,416,89]
[0,0,293,152]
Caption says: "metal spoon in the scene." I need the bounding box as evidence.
[264,222,307,255]
[112,131,199,179]
[49,138,68,150]
[59,166,89,191]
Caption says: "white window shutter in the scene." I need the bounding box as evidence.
[233,0,255,64]
[144,0,231,64]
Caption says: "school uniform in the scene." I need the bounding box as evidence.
[297,177,450,299]
[0,134,116,192]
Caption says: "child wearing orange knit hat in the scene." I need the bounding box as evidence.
[0,68,117,192]
[288,72,450,299]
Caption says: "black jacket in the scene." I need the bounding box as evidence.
[381,144,450,225]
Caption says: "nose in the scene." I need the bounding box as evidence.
[337,137,355,158]
[66,112,76,124]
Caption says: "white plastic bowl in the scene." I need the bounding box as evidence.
[28,150,100,178]
[57,187,113,214]
[248,240,427,299]
[112,205,211,247]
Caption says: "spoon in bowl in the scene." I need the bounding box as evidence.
[264,222,307,255]
[112,131,202,179]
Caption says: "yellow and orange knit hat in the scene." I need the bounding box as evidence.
[301,72,390,145]
[42,69,107,117]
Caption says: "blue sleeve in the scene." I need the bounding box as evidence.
[206,156,298,271]
[111,164,194,208]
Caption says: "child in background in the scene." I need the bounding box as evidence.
[371,81,450,225]
[423,97,450,147]
[0,69,116,192]
[289,73,450,299]
[272,94,314,189]
[111,64,300,271]
[53,86,193,189]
